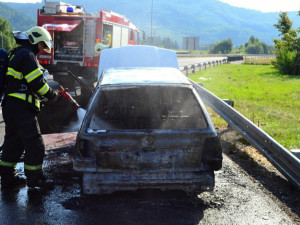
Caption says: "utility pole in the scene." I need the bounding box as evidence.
[151,0,153,45]
[0,33,3,49]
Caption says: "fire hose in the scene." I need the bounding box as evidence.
[58,86,81,110]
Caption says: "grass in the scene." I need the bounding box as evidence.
[189,64,300,150]
[244,58,275,65]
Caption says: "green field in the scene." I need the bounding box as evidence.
[189,64,300,150]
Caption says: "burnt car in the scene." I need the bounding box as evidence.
[73,46,222,194]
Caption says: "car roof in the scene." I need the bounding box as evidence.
[97,46,179,81]
[100,67,191,85]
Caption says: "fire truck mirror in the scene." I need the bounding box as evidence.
[142,31,146,40]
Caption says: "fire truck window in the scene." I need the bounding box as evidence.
[130,29,134,41]
[103,24,112,45]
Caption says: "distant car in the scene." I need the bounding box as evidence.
[73,46,222,195]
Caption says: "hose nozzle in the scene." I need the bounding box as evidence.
[58,86,80,110]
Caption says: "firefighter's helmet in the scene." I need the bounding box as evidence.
[13,31,28,40]
[25,26,52,53]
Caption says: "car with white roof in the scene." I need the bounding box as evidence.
[73,46,222,194]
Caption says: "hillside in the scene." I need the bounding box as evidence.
[0,2,36,31]
[2,0,300,48]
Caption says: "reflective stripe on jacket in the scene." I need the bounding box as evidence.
[24,164,43,171]
[0,160,17,168]
[7,66,51,97]
[8,93,40,109]
[4,44,56,108]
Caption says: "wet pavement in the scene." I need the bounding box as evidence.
[0,149,296,225]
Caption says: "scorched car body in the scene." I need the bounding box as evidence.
[73,46,223,194]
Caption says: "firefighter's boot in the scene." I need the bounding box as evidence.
[0,166,26,189]
[26,171,54,190]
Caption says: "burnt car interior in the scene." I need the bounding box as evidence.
[88,85,208,130]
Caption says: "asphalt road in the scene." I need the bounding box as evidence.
[0,122,296,224]
[0,153,296,225]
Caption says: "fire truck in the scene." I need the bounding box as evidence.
[36,1,142,133]
[37,1,141,86]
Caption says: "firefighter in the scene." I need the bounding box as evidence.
[94,42,109,55]
[0,26,62,189]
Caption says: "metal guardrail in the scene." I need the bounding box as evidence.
[244,54,276,59]
[177,53,243,58]
[190,81,300,190]
[179,59,227,75]
[176,53,276,59]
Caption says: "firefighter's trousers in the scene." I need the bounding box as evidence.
[0,97,45,178]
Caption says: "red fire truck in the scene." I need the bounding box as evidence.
[36,1,143,133]
[37,1,141,89]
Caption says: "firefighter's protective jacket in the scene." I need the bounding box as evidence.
[5,43,56,111]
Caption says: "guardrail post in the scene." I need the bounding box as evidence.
[191,64,195,73]
[184,66,188,76]
[198,63,202,71]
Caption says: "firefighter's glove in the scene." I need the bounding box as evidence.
[51,91,66,103]
[41,69,50,81]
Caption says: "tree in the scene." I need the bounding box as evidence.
[273,11,300,75]
[209,38,233,54]
[244,35,271,54]
[245,44,263,54]
[146,35,178,49]
[261,42,269,54]
[0,16,16,51]
[274,12,293,36]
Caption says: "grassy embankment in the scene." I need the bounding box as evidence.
[189,62,300,150]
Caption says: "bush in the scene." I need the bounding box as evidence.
[273,11,300,75]
[273,46,295,74]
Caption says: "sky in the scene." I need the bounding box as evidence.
[0,0,41,2]
[0,0,299,12]
[219,0,300,12]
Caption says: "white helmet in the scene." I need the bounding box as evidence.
[25,26,52,53]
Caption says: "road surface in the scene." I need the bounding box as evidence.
[0,125,298,224]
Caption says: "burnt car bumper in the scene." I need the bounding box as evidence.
[81,170,214,194]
